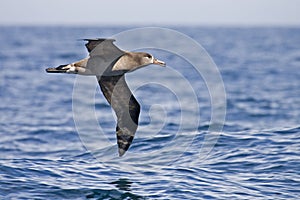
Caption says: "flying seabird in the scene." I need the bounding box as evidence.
[46,39,166,156]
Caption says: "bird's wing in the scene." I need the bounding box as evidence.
[84,39,125,76]
[97,75,140,156]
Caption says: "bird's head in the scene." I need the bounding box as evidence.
[112,52,166,73]
[139,53,166,67]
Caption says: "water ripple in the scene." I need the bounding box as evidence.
[1,26,300,199]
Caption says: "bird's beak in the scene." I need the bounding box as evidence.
[153,58,166,67]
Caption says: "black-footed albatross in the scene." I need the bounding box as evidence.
[46,39,166,156]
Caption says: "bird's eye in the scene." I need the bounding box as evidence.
[146,54,152,59]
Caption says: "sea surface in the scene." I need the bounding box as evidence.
[0,26,299,199]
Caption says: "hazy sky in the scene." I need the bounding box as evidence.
[0,0,299,26]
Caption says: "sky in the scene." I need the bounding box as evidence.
[0,0,299,26]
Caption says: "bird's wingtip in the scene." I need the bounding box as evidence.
[118,149,126,157]
[82,38,116,42]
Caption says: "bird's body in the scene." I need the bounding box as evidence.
[46,39,165,156]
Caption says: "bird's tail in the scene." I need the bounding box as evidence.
[45,64,70,73]
[45,58,91,74]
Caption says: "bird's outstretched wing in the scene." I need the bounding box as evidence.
[97,75,140,156]
[84,39,125,76]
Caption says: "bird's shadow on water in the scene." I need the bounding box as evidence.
[110,178,133,192]
[73,152,148,199]
[84,178,145,200]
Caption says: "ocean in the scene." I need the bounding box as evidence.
[0,26,299,199]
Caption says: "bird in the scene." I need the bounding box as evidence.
[46,39,166,156]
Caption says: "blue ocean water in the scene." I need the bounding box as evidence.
[0,26,299,199]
